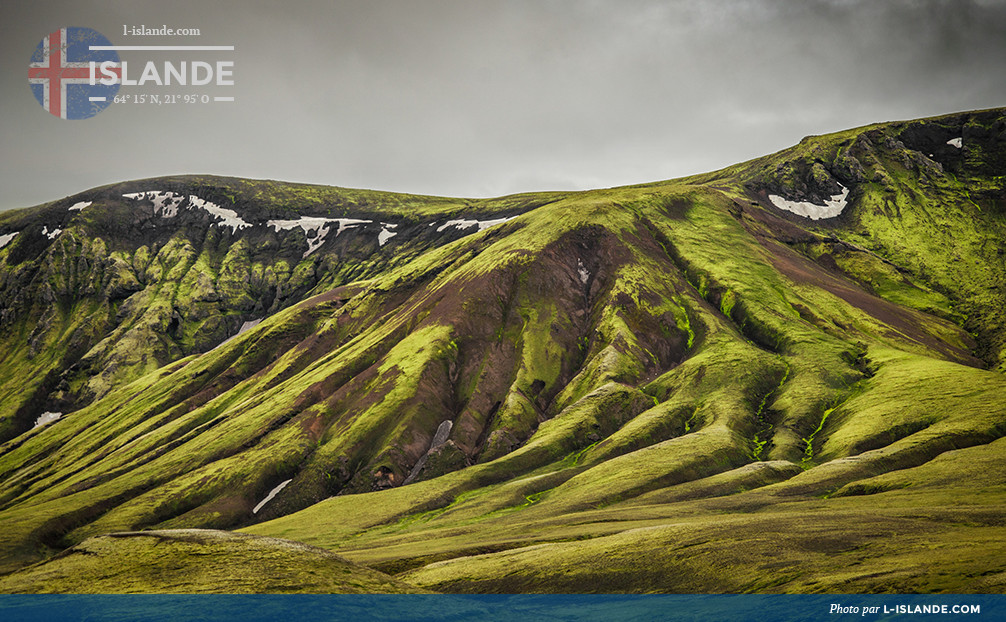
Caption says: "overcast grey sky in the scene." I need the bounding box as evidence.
[2,0,1005,209]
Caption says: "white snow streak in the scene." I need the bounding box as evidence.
[68,201,91,211]
[123,190,251,230]
[187,195,252,231]
[436,216,513,233]
[947,137,963,149]
[577,259,590,285]
[42,226,62,240]
[237,319,262,335]
[214,318,264,350]
[253,479,292,514]
[768,184,850,220]
[378,223,398,246]
[267,217,372,257]
[33,412,62,429]
[436,219,478,232]
[473,217,513,231]
[0,232,18,250]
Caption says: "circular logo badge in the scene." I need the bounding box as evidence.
[28,27,121,120]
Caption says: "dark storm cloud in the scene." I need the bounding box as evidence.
[2,0,1005,209]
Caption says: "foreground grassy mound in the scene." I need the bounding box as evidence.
[0,529,425,594]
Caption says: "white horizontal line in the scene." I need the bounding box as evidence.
[89,45,234,51]
[214,96,235,102]
[88,96,106,102]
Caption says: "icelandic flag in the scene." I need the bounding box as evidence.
[28,27,121,120]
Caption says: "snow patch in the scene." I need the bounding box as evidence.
[474,217,513,231]
[403,420,454,485]
[267,217,372,257]
[122,190,175,214]
[237,318,262,335]
[577,259,590,285]
[123,190,250,229]
[768,184,850,220]
[68,201,91,211]
[122,190,186,217]
[436,219,478,233]
[331,218,373,235]
[429,420,453,450]
[151,192,185,217]
[33,412,62,429]
[378,223,398,246]
[214,318,263,350]
[252,478,292,514]
[0,232,18,250]
[436,217,513,233]
[947,137,962,149]
[42,226,62,240]
[188,195,251,232]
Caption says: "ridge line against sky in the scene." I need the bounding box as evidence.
[1,0,1005,210]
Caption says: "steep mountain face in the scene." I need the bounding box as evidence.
[0,109,1004,592]
[0,179,552,443]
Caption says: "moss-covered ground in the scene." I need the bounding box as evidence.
[1,108,1005,593]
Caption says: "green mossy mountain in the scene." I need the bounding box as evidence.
[0,108,1004,593]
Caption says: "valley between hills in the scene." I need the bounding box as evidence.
[0,108,1004,593]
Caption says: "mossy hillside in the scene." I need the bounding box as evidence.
[275,431,1006,590]
[244,319,1001,575]
[2,108,1006,592]
[0,293,344,569]
[683,109,1005,369]
[257,421,1006,591]
[802,240,958,321]
[848,175,1006,369]
[293,383,1006,589]
[0,230,125,439]
[0,196,706,563]
[230,111,1006,591]
[399,491,1006,594]
[0,530,426,594]
[0,222,300,438]
[1,185,981,567]
[631,189,890,464]
[290,337,1004,574]
[0,175,550,444]
[809,348,1006,464]
[833,435,1006,497]
[55,309,417,535]
[732,109,1006,370]
[240,112,1006,593]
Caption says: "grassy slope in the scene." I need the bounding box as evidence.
[1,109,1005,592]
[0,530,425,594]
[244,110,1006,593]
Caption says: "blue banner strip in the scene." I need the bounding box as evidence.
[0,594,1002,622]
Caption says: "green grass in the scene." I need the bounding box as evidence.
[0,530,426,593]
[1,108,1005,593]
